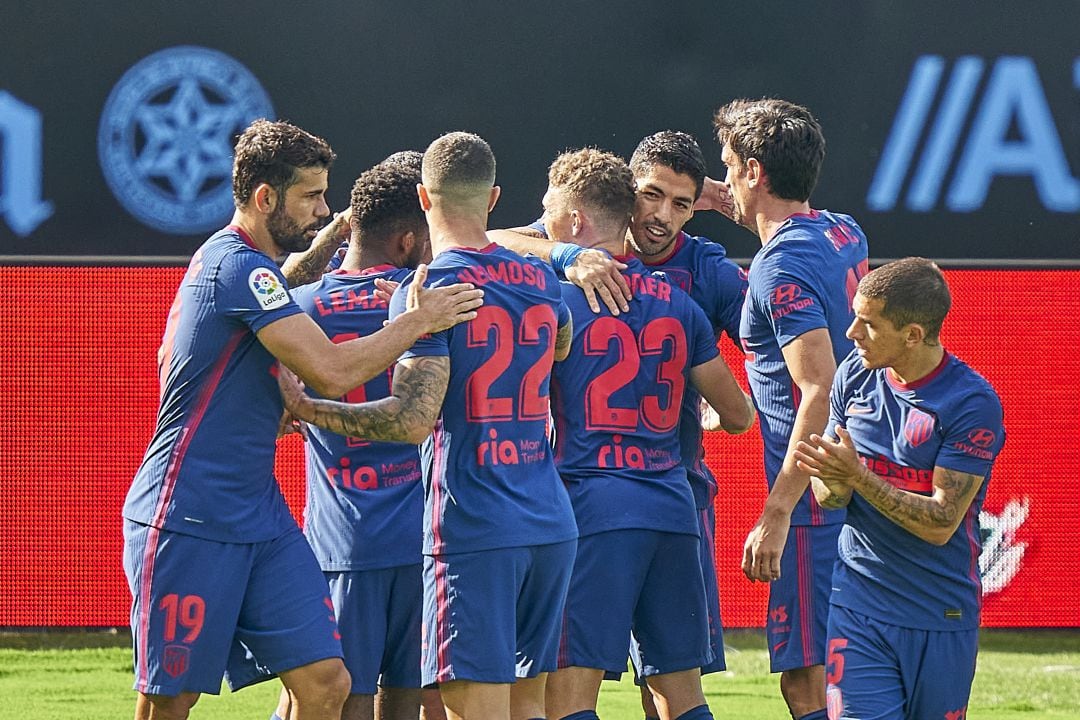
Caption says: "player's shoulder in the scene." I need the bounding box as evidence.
[943,353,1004,411]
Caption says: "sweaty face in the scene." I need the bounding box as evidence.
[720,144,752,230]
[629,164,696,260]
[847,293,908,370]
[267,166,331,254]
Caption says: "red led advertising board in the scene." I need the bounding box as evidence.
[1,267,1076,626]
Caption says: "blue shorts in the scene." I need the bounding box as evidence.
[767,523,841,672]
[422,540,576,685]
[825,605,977,720]
[123,520,342,696]
[561,530,710,677]
[328,565,423,694]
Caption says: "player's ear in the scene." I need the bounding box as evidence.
[906,322,927,347]
[488,186,501,213]
[253,183,276,213]
[417,184,433,212]
[570,209,585,237]
[745,158,763,189]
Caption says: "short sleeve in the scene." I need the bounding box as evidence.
[687,298,721,368]
[217,249,302,333]
[935,390,1005,477]
[755,249,828,348]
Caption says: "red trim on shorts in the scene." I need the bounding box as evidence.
[435,556,452,682]
[136,524,161,689]
[796,527,815,668]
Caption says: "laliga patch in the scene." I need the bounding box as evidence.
[248,267,290,310]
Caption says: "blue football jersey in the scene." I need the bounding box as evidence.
[290,266,424,571]
[643,232,747,508]
[741,210,869,526]
[551,256,720,537]
[827,350,1005,630]
[389,244,577,555]
[123,226,303,542]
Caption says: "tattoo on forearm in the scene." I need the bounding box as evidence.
[855,465,978,535]
[307,357,449,442]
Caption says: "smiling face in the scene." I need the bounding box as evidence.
[628,164,696,260]
[847,293,911,369]
[266,165,331,253]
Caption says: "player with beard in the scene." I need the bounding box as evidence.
[707,99,869,720]
[122,120,483,720]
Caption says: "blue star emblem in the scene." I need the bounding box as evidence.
[98,46,274,235]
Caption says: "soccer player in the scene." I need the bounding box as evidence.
[709,98,869,720]
[624,132,747,706]
[792,258,1005,720]
[540,147,754,720]
[121,119,482,720]
[280,160,433,720]
[277,131,578,720]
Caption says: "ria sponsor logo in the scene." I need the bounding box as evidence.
[869,55,1080,213]
[475,429,548,466]
[326,457,378,490]
[596,434,646,469]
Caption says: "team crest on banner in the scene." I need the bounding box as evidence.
[162,644,190,678]
[903,408,935,447]
[97,46,274,234]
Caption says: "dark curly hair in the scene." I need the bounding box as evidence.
[713,98,824,202]
[232,119,336,206]
[350,162,425,243]
[629,131,707,199]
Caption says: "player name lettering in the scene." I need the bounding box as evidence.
[456,260,547,289]
[314,289,386,316]
[627,273,672,302]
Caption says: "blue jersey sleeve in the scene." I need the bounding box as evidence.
[217,249,303,333]
[754,248,829,348]
[827,351,857,441]
[687,298,721,368]
[935,389,1005,476]
[388,272,450,359]
[693,240,747,349]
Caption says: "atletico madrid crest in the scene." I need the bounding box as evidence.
[162,644,190,678]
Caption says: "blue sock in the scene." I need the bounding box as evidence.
[674,705,713,720]
[795,711,828,720]
[560,712,600,720]
[269,715,285,720]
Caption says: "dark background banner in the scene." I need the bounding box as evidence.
[2,2,1077,259]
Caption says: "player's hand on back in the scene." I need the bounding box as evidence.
[565,249,631,315]
[404,264,484,333]
[373,277,400,304]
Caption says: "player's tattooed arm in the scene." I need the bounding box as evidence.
[281,209,352,287]
[794,426,985,545]
[554,318,574,362]
[278,356,449,444]
[810,475,853,509]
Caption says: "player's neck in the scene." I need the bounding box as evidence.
[756,197,811,246]
[428,212,491,257]
[341,242,394,273]
[574,228,624,258]
[229,211,281,257]
[889,345,946,386]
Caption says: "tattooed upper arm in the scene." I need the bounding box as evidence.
[554,318,574,362]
